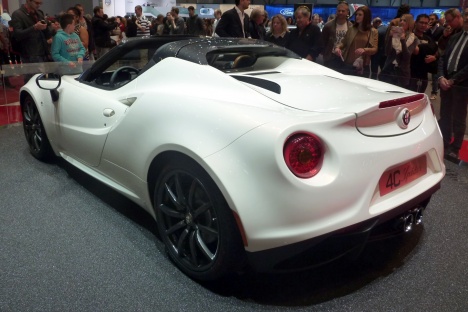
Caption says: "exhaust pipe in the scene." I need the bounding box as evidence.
[394,206,424,233]
[412,207,424,225]
[401,213,414,232]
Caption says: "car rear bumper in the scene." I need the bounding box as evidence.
[245,182,440,273]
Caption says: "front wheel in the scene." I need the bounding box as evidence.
[154,157,245,281]
[21,95,53,161]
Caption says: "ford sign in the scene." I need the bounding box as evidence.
[280,8,294,16]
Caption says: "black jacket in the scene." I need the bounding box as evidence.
[286,23,322,59]
[249,21,265,40]
[439,31,468,87]
[215,7,249,38]
[11,6,51,58]
[92,15,118,47]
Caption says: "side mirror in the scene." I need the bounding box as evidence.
[36,73,61,102]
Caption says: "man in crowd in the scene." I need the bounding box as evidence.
[11,0,54,82]
[215,0,250,38]
[135,5,150,37]
[370,17,387,79]
[186,6,205,36]
[408,14,438,93]
[286,6,322,62]
[249,8,266,40]
[426,13,444,99]
[426,13,444,42]
[437,7,468,160]
[212,9,222,37]
[167,7,185,35]
[438,9,464,52]
[92,6,118,59]
[321,1,352,70]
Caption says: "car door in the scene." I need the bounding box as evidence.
[54,76,129,167]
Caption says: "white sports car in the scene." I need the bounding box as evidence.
[20,37,445,281]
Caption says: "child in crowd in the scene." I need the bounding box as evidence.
[51,13,85,72]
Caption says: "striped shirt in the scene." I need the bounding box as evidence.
[136,16,150,37]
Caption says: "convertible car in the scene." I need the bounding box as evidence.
[20,37,445,281]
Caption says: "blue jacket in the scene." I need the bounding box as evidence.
[51,29,86,63]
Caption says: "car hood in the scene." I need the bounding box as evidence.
[235,72,412,115]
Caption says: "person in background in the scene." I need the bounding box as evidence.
[321,1,352,70]
[385,4,410,42]
[249,8,266,40]
[186,6,205,36]
[125,16,137,38]
[437,7,468,160]
[265,14,289,47]
[408,14,437,93]
[135,5,150,37]
[0,20,14,88]
[75,4,94,60]
[204,19,213,37]
[435,9,463,101]
[7,20,21,64]
[150,14,164,36]
[370,17,388,79]
[334,6,378,77]
[215,0,250,38]
[167,7,185,35]
[426,13,444,100]
[116,15,126,34]
[67,7,89,60]
[286,6,322,62]
[11,0,54,82]
[380,14,418,88]
[426,13,444,42]
[212,9,222,37]
[51,13,85,73]
[92,6,118,59]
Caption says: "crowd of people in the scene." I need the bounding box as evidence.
[1,0,468,160]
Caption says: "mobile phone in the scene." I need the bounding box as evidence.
[40,20,47,24]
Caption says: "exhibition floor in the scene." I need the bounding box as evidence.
[1,124,468,311]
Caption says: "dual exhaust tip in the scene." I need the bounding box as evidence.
[395,207,424,233]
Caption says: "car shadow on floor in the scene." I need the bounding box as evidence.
[56,156,423,306]
[198,228,423,306]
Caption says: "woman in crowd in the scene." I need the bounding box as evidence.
[380,14,418,88]
[334,6,378,77]
[67,7,89,60]
[265,14,290,47]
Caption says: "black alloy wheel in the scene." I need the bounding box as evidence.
[21,95,52,160]
[154,158,245,281]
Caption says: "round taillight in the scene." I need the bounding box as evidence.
[283,133,323,178]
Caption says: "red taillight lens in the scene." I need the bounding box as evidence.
[283,133,323,178]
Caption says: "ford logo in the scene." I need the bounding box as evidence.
[280,8,294,16]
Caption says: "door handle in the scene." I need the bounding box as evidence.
[103,108,115,117]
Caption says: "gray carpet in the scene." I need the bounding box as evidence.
[1,124,467,311]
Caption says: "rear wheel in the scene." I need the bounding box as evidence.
[154,157,245,281]
[21,95,52,161]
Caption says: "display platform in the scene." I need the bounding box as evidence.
[1,124,467,311]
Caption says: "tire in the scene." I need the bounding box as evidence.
[21,95,53,161]
[154,157,245,281]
